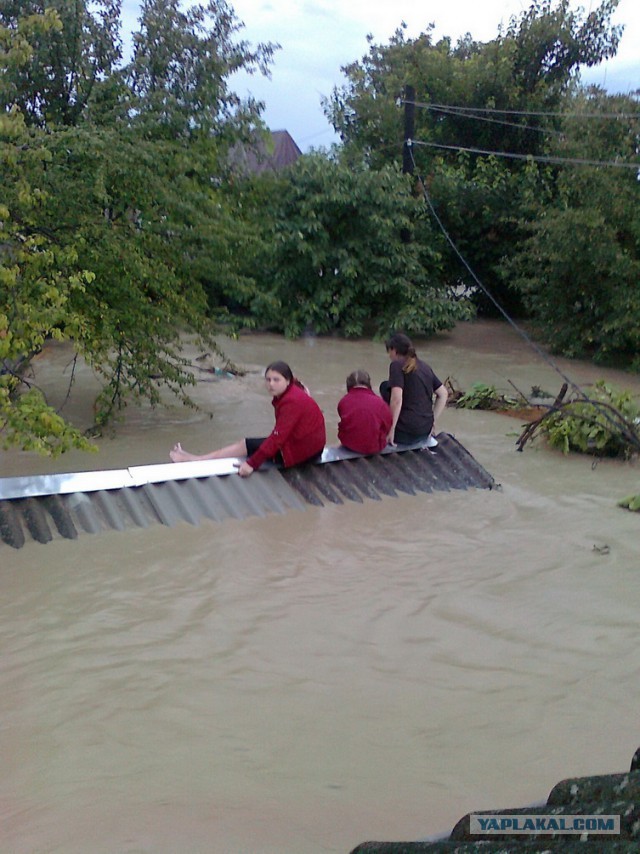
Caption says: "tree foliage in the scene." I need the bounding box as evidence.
[324,0,622,167]
[125,0,276,140]
[0,0,122,127]
[323,0,639,360]
[234,154,472,338]
[39,125,242,424]
[540,381,640,457]
[0,108,97,453]
[0,0,275,453]
[505,0,622,90]
[502,89,640,366]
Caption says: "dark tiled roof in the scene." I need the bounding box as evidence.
[229,129,302,175]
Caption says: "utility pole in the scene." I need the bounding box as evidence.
[402,84,415,175]
[401,85,416,244]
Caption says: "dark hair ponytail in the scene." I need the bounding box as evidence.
[385,333,417,374]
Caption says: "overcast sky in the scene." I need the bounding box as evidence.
[121,0,640,151]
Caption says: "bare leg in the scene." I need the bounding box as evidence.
[170,439,248,463]
[204,440,248,460]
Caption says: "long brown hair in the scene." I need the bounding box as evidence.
[385,333,417,374]
[265,361,306,389]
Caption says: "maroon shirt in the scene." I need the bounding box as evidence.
[337,387,392,454]
[246,382,326,470]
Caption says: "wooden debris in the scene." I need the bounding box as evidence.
[516,383,568,451]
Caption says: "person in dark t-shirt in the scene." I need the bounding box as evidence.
[380,333,448,446]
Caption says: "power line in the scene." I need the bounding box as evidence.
[297,127,338,146]
[403,99,640,121]
[410,139,640,170]
[428,104,566,138]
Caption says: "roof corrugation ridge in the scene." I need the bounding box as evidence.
[0,433,495,549]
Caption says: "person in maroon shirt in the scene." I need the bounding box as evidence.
[169,361,326,477]
[337,369,392,454]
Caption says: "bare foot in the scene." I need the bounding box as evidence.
[169,443,195,463]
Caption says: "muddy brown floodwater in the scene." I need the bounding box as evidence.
[2,320,640,853]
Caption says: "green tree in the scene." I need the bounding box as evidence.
[0,107,99,454]
[322,2,624,318]
[0,0,122,127]
[125,0,276,140]
[506,0,622,91]
[1,111,254,434]
[235,154,472,338]
[502,89,640,366]
[1,2,275,452]
[325,1,622,166]
[37,125,238,426]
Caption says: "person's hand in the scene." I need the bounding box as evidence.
[236,461,254,478]
[387,431,396,447]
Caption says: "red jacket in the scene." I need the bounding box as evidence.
[337,387,392,454]
[246,382,326,471]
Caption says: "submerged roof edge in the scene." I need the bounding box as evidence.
[0,441,432,502]
[0,435,496,549]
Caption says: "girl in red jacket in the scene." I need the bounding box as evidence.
[169,361,326,477]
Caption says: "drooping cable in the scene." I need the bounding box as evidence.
[405,141,577,387]
[427,103,567,138]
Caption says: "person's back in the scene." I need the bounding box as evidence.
[383,332,448,445]
[337,370,392,454]
[389,357,440,438]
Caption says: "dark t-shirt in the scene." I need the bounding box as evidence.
[388,357,442,438]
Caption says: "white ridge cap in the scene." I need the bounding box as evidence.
[0,439,440,501]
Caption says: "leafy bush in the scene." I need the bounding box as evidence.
[456,382,518,411]
[541,381,640,457]
[238,155,473,338]
[618,494,640,512]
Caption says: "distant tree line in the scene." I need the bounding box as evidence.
[1,0,638,453]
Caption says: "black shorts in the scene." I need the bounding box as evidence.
[245,437,284,466]
[394,429,432,446]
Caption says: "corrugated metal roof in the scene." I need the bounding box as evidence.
[0,433,495,549]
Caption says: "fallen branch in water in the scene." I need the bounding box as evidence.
[517,383,640,458]
[516,383,568,451]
